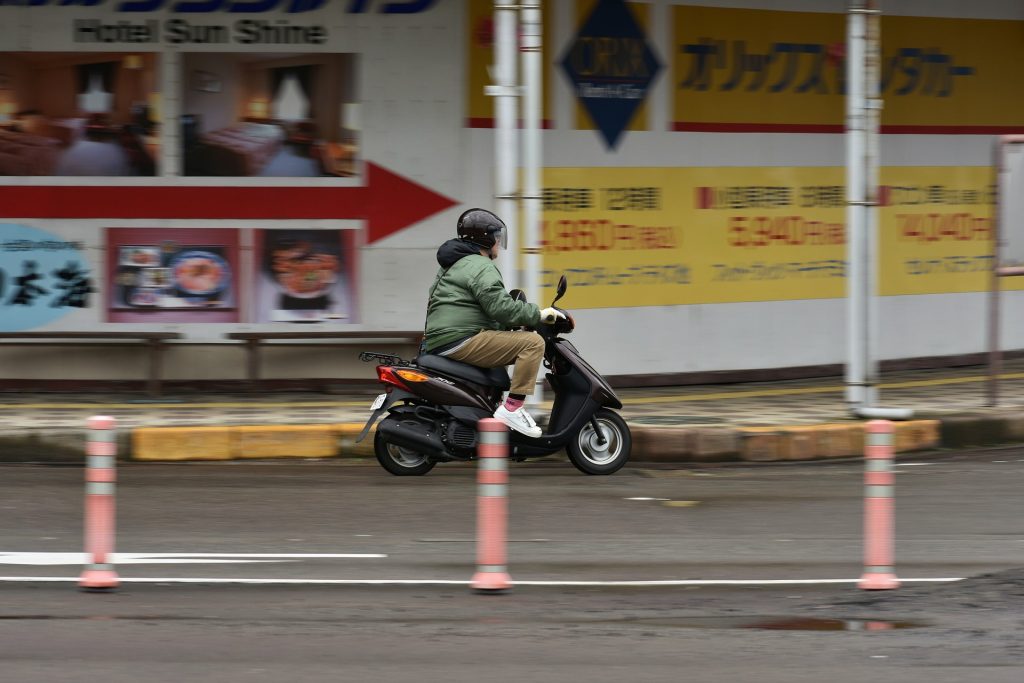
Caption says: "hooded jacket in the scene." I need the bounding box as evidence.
[423,238,541,352]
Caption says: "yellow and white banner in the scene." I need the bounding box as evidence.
[540,166,1006,309]
[672,5,1024,132]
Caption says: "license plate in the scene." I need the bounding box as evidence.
[370,393,386,411]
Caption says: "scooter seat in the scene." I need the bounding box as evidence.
[415,354,511,391]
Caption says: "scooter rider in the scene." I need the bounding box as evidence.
[423,208,564,438]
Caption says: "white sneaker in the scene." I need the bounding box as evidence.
[493,404,542,438]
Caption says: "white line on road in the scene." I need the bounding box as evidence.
[0,552,387,566]
[0,577,965,586]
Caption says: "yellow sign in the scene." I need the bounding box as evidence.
[672,5,1024,132]
[541,166,1009,309]
[465,0,553,127]
[879,166,996,296]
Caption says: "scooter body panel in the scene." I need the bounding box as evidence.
[400,372,494,412]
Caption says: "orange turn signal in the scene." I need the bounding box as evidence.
[395,369,431,383]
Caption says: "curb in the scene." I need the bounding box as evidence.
[131,424,373,462]
[0,415,1018,464]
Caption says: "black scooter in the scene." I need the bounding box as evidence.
[356,275,631,475]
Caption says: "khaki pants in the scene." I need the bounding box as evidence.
[446,330,545,396]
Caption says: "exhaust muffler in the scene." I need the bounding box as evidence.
[377,418,449,458]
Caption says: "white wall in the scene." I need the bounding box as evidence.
[1,0,1022,384]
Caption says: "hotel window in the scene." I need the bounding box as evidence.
[77,63,116,114]
[270,66,314,122]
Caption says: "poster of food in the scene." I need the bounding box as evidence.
[106,228,240,323]
[254,229,356,323]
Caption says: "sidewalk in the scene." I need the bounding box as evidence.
[3,359,1024,463]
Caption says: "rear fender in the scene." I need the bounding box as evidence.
[355,389,415,443]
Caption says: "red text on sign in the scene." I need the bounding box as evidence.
[896,213,992,241]
[541,220,677,252]
[727,216,845,247]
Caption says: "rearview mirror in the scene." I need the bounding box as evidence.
[552,275,567,305]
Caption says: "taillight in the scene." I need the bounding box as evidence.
[377,366,432,389]
[377,365,408,389]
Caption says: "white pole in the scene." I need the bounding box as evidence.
[864,0,882,409]
[845,1,868,408]
[521,0,543,403]
[521,0,542,304]
[493,0,519,292]
[848,1,912,421]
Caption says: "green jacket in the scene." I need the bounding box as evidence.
[423,239,541,352]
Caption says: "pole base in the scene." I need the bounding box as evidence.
[471,571,511,593]
[858,572,900,590]
[79,568,120,591]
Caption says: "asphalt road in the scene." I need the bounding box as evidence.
[0,450,1022,682]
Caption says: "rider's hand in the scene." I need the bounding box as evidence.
[539,307,566,324]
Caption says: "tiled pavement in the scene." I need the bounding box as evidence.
[3,359,1024,434]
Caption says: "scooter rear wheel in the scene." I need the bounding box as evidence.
[567,408,631,475]
[374,427,437,476]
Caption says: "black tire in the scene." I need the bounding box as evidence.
[374,422,437,476]
[566,409,631,475]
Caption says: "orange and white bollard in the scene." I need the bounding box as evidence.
[471,418,511,593]
[858,420,900,590]
[79,415,119,592]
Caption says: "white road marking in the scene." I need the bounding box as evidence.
[417,539,550,543]
[0,552,386,566]
[0,577,966,586]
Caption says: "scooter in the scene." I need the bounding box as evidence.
[356,275,631,476]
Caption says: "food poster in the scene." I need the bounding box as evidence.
[253,228,356,323]
[106,228,240,323]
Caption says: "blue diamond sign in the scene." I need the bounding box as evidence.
[559,0,662,150]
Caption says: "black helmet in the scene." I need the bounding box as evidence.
[457,208,508,249]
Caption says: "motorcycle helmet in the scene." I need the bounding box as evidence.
[457,208,508,249]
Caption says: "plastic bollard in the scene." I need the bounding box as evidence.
[471,418,511,593]
[858,420,900,590]
[79,415,119,592]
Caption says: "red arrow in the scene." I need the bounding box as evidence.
[0,162,458,245]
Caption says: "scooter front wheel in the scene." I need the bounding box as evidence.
[567,408,631,475]
[374,427,437,476]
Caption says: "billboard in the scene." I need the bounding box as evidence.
[106,227,240,323]
[563,0,661,149]
[465,0,554,128]
[253,228,356,323]
[672,5,1024,133]
[0,223,95,331]
[181,52,359,178]
[0,52,161,177]
[541,166,1009,309]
